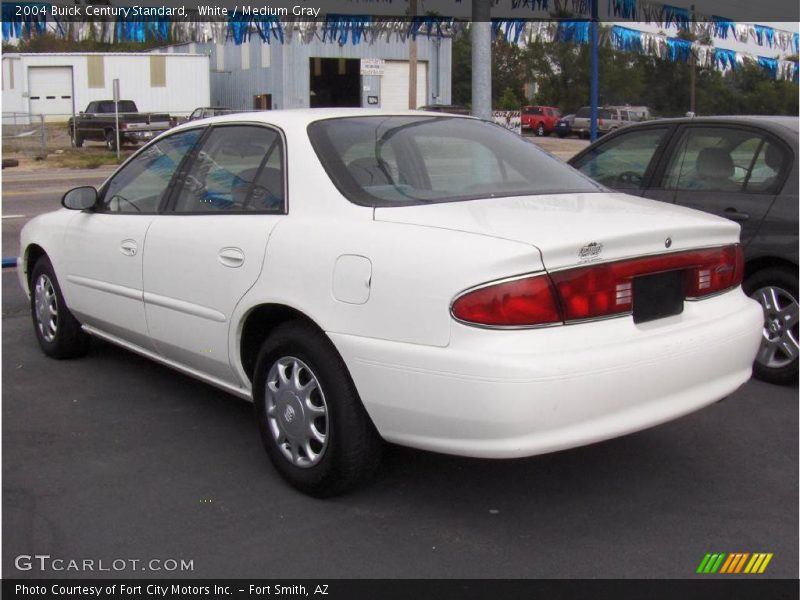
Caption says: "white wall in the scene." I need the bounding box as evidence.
[1,53,210,120]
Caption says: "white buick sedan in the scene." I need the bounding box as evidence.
[19,110,763,496]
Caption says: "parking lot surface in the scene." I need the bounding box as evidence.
[1,143,796,579]
[2,266,797,578]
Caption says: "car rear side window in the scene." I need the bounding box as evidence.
[662,127,785,193]
[308,116,599,207]
[171,125,285,214]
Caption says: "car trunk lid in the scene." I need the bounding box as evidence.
[373,192,741,271]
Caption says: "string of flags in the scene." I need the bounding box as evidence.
[2,2,797,82]
[509,21,798,81]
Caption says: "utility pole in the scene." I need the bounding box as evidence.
[409,0,418,109]
[689,4,696,114]
[471,0,492,119]
[590,0,599,141]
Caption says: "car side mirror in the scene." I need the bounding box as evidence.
[62,186,98,210]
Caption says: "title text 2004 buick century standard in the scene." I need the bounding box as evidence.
[18,110,763,496]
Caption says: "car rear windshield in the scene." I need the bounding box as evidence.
[97,101,137,113]
[307,116,600,207]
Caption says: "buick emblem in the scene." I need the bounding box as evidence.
[665,237,672,248]
[284,405,296,423]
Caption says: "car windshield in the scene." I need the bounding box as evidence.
[307,116,600,207]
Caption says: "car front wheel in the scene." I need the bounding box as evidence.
[253,321,382,496]
[536,123,545,136]
[105,130,118,151]
[30,256,90,359]
[744,267,798,385]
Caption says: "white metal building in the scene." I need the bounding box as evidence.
[1,52,210,121]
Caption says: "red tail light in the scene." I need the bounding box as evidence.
[451,274,561,327]
[452,245,744,327]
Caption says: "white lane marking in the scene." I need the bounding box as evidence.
[2,214,28,219]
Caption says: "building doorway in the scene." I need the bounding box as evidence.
[309,58,361,108]
[253,94,272,110]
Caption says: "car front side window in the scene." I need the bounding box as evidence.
[572,127,669,189]
[171,125,285,214]
[101,129,203,214]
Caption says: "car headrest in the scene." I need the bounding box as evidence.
[696,148,734,180]
[764,143,783,171]
[347,157,392,187]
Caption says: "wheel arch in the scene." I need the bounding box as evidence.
[24,243,48,288]
[744,255,798,283]
[238,303,328,384]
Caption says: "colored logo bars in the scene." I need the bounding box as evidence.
[697,553,773,574]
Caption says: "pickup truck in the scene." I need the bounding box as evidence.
[68,101,173,151]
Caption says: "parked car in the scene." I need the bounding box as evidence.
[521,105,561,136]
[68,100,173,151]
[555,113,576,138]
[570,115,798,385]
[418,104,471,115]
[19,110,762,496]
[187,107,235,121]
[572,106,638,138]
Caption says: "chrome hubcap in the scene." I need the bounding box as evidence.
[34,274,58,343]
[752,286,798,369]
[265,357,328,468]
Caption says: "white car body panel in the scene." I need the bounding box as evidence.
[18,109,763,459]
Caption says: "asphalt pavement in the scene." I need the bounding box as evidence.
[1,158,797,580]
[2,268,797,578]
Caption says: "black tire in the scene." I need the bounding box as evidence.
[30,256,90,359]
[70,125,83,148]
[536,123,545,137]
[105,130,118,152]
[743,267,798,385]
[253,321,383,497]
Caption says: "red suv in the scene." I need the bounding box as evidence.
[521,106,561,136]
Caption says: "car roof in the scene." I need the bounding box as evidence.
[630,115,798,136]
[170,108,475,133]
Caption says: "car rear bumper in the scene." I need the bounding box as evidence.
[330,289,763,458]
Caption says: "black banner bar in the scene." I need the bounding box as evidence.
[3,579,800,600]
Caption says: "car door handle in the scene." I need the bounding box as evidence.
[120,239,138,256]
[723,208,750,222]
[218,247,245,268]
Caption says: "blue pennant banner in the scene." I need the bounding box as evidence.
[665,37,693,62]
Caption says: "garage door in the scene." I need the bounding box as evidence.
[380,61,428,111]
[29,66,74,119]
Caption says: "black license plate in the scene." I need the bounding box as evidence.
[632,270,685,324]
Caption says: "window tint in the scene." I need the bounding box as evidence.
[308,116,599,207]
[572,127,668,189]
[172,125,284,213]
[747,140,787,192]
[97,100,137,113]
[663,127,780,193]
[576,107,591,118]
[523,107,543,115]
[102,129,202,213]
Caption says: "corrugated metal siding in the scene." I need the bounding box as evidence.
[171,36,451,110]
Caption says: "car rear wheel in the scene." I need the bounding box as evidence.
[30,256,90,359]
[253,321,382,496]
[105,130,118,152]
[744,267,798,385]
